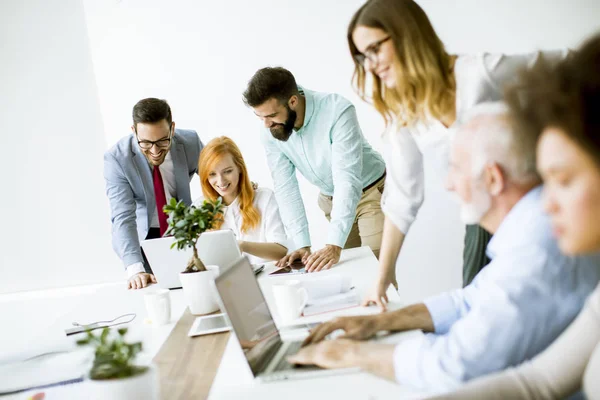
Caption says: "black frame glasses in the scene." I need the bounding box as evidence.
[136,127,173,150]
[354,36,392,67]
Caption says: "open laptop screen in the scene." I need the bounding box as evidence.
[214,256,281,376]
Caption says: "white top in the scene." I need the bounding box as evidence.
[194,187,289,265]
[126,150,176,278]
[381,51,570,234]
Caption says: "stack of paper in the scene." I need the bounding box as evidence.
[0,349,89,395]
[302,289,360,317]
[301,274,352,301]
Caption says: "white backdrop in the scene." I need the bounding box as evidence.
[3,0,600,298]
[81,0,600,302]
[0,0,122,294]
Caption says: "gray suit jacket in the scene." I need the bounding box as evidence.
[103,129,203,268]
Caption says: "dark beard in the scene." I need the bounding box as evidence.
[270,107,297,142]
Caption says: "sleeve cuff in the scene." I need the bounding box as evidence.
[122,251,144,267]
[381,199,412,235]
[327,231,347,248]
[423,292,461,334]
[393,336,427,386]
[293,231,311,251]
[126,262,146,279]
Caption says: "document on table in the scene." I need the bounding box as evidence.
[302,289,360,317]
[0,349,89,395]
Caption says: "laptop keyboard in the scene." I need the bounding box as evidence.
[273,341,303,372]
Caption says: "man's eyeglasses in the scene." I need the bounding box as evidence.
[354,36,392,66]
[137,129,172,150]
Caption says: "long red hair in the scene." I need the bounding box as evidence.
[198,136,260,233]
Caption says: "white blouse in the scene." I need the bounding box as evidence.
[381,50,570,234]
[193,187,289,265]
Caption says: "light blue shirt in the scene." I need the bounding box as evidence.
[261,87,385,250]
[393,187,600,392]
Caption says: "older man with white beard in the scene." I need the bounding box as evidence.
[288,102,600,393]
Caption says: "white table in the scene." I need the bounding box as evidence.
[0,247,429,399]
[209,247,427,399]
[0,282,186,399]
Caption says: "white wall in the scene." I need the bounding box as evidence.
[0,0,122,293]
[80,0,600,302]
[4,0,598,297]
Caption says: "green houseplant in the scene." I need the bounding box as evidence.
[163,197,224,273]
[76,327,158,399]
[163,197,224,315]
[76,327,145,380]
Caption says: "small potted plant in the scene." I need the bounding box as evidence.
[77,327,158,400]
[163,197,224,315]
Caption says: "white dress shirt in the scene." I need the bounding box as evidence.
[126,150,176,278]
[381,50,570,235]
[194,187,289,265]
[391,187,600,392]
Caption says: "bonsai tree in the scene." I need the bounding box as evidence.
[76,327,146,380]
[163,197,224,273]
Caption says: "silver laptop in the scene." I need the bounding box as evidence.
[141,230,261,289]
[212,256,359,382]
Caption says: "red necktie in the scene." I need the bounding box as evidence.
[153,166,169,236]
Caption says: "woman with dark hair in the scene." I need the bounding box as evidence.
[347,0,568,307]
[430,33,600,400]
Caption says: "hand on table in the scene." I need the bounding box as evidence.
[276,247,311,268]
[362,273,398,312]
[127,272,156,290]
[304,244,341,272]
[287,338,359,370]
[289,338,396,381]
[301,315,382,346]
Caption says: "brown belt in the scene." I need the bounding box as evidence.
[363,171,386,193]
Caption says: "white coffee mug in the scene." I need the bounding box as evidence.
[144,289,171,325]
[272,280,308,323]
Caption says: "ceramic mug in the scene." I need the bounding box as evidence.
[271,280,308,323]
[144,289,171,325]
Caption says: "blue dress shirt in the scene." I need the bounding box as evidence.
[392,187,600,392]
[261,87,385,250]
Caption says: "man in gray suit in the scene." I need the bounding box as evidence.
[104,98,203,289]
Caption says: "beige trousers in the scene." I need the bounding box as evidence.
[317,177,385,258]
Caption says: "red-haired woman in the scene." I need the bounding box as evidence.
[194,136,288,263]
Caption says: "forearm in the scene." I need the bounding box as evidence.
[373,303,435,333]
[329,106,364,248]
[263,140,310,249]
[112,217,144,266]
[240,241,288,261]
[351,342,396,381]
[328,184,362,248]
[377,216,406,280]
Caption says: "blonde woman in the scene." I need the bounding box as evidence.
[347,0,569,308]
[194,136,288,264]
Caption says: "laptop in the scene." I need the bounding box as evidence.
[212,256,359,382]
[141,230,262,289]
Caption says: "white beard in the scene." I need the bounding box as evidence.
[460,187,492,225]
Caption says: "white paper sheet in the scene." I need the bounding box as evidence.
[302,290,360,317]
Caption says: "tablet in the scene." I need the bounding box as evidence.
[187,313,231,337]
[268,259,307,276]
